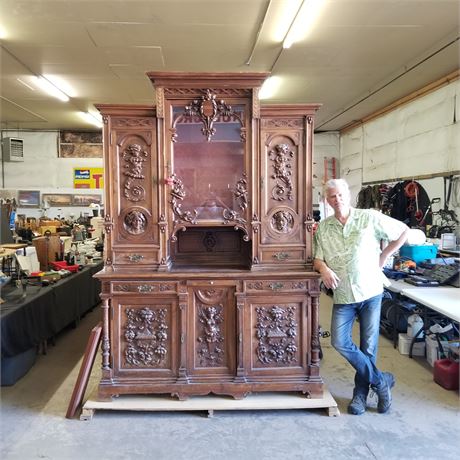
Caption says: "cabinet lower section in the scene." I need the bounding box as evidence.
[97,272,323,400]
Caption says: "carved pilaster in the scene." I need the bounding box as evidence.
[177,295,188,382]
[304,211,315,233]
[234,294,246,382]
[103,214,114,234]
[158,214,167,233]
[155,87,164,118]
[101,298,111,371]
[252,87,260,119]
[310,295,321,372]
[251,213,261,234]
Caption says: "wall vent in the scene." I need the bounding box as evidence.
[1,137,24,162]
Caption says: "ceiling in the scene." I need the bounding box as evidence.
[0,0,459,133]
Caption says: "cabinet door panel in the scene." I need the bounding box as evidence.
[246,296,309,376]
[260,132,304,245]
[111,127,159,246]
[112,297,178,378]
[187,285,236,377]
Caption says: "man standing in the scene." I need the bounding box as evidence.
[314,179,409,415]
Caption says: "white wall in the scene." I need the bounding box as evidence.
[340,79,460,223]
[313,131,340,206]
[1,130,103,220]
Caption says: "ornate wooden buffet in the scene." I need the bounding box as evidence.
[95,73,323,401]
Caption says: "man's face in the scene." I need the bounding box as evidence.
[326,185,351,214]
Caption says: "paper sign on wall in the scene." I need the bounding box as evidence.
[74,168,104,189]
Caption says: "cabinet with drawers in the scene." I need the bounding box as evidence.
[96,73,322,400]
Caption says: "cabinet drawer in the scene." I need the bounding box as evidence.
[111,281,177,294]
[260,248,305,264]
[112,249,159,266]
[245,279,309,293]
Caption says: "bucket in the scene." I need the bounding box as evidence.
[407,314,424,338]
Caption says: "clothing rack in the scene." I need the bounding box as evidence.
[362,171,460,186]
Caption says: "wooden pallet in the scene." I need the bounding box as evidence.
[80,388,340,420]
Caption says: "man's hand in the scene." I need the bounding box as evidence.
[313,258,341,290]
[320,266,341,289]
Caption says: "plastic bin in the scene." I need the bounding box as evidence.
[399,244,437,264]
[50,261,79,273]
[398,333,425,356]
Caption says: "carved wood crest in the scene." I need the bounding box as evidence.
[255,305,298,365]
[124,307,169,367]
[182,89,243,142]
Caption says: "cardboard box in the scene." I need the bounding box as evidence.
[398,333,425,356]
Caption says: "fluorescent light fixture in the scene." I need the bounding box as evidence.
[259,76,282,100]
[31,76,70,102]
[17,78,36,91]
[0,25,7,39]
[283,0,325,49]
[273,0,302,42]
[43,74,77,98]
[80,112,103,128]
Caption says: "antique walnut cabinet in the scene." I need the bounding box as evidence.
[95,73,322,401]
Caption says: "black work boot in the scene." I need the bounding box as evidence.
[371,372,395,414]
[347,388,369,415]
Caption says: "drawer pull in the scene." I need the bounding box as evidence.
[268,282,284,291]
[273,252,289,261]
[126,254,144,263]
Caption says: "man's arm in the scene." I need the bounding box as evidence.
[313,258,341,290]
[379,225,410,269]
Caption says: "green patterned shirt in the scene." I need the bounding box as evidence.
[314,208,406,304]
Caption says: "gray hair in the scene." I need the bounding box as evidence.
[322,178,349,196]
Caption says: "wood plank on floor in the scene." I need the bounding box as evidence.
[81,388,340,420]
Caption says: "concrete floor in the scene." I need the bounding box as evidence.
[1,294,459,460]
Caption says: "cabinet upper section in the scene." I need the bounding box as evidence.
[96,73,321,272]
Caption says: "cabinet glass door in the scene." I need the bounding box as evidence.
[172,103,246,223]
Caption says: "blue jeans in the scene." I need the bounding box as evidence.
[331,294,384,394]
